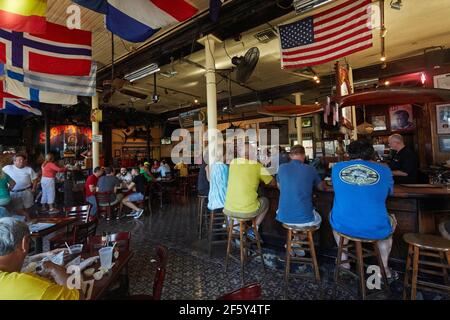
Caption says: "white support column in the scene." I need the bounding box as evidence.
[348,67,358,141]
[293,93,303,145]
[198,35,222,164]
[92,94,99,169]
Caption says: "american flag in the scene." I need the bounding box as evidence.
[279,0,373,69]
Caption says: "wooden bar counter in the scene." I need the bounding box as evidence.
[259,184,450,260]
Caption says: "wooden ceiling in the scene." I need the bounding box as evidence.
[46,0,450,115]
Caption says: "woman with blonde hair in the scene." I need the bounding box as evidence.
[40,153,67,213]
[0,158,15,218]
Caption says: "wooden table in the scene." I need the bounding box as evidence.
[87,250,134,300]
[29,217,78,253]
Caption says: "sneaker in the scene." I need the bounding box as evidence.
[284,244,306,257]
[126,211,137,217]
[246,228,256,241]
[133,209,144,219]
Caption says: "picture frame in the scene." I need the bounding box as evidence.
[436,104,450,134]
[433,73,450,90]
[438,135,450,152]
[389,105,415,132]
[114,149,121,157]
[371,115,387,131]
[294,117,313,128]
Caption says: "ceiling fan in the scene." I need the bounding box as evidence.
[231,47,260,84]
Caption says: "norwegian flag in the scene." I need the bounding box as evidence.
[0,22,92,76]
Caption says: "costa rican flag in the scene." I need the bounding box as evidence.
[0,22,92,76]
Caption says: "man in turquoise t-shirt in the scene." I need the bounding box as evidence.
[330,140,397,280]
[0,172,15,218]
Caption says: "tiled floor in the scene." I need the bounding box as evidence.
[44,195,449,300]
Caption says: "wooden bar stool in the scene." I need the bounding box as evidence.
[224,214,265,284]
[283,224,321,297]
[403,233,450,300]
[197,195,208,239]
[207,209,228,257]
[333,231,390,300]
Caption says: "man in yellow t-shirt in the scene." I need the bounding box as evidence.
[0,218,81,300]
[224,143,274,229]
[174,161,189,177]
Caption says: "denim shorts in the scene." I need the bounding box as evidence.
[127,192,144,202]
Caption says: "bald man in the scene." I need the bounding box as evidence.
[388,134,418,184]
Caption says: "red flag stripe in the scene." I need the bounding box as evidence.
[29,22,91,47]
[315,19,370,43]
[28,53,92,76]
[314,9,368,35]
[0,10,46,34]
[282,43,373,69]
[315,0,370,21]
[150,0,198,22]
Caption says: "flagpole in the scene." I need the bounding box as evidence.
[198,34,222,165]
[92,94,99,169]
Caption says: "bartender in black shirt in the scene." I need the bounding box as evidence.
[388,134,418,184]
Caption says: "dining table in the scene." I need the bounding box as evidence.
[83,250,134,300]
[29,216,78,253]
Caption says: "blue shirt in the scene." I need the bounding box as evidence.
[208,163,228,211]
[330,160,394,240]
[276,160,321,224]
[157,165,168,177]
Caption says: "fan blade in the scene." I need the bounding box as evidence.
[236,47,259,84]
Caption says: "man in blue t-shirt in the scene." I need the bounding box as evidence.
[330,140,397,280]
[276,145,324,227]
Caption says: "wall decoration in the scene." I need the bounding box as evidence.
[438,135,450,152]
[389,105,415,132]
[436,104,450,134]
[371,115,387,131]
[433,73,450,90]
[114,149,121,157]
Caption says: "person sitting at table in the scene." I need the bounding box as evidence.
[174,160,189,178]
[84,167,104,218]
[0,159,15,219]
[121,167,146,219]
[140,162,154,183]
[40,153,68,214]
[224,142,275,239]
[0,217,82,300]
[97,167,124,218]
[207,145,229,215]
[151,160,160,173]
[276,145,324,228]
[116,167,132,185]
[330,140,398,281]
[156,160,171,179]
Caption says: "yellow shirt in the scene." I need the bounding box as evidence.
[0,271,80,300]
[174,162,188,177]
[224,158,273,214]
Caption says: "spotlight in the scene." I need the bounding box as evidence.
[380,56,386,62]
[384,81,390,86]
[315,79,320,84]
[390,0,402,10]
[313,75,319,81]
[194,99,199,104]
[315,99,319,105]
[152,93,160,103]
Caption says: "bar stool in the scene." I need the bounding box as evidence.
[224,214,265,284]
[197,195,208,239]
[207,209,228,257]
[402,233,450,300]
[283,224,321,297]
[333,231,390,300]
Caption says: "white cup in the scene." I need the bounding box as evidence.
[98,247,113,269]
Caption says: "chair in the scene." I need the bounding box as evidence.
[283,224,321,297]
[48,205,92,249]
[333,230,390,300]
[134,183,152,216]
[207,209,228,257]
[217,283,262,300]
[197,195,208,239]
[224,215,265,285]
[87,232,131,253]
[96,192,120,220]
[402,233,450,300]
[127,245,168,300]
[71,219,98,245]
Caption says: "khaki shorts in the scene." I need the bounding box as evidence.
[223,197,269,219]
[9,190,34,210]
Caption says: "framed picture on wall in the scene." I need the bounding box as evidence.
[371,115,387,131]
[114,149,121,157]
[436,104,450,134]
[294,117,313,128]
[389,105,415,132]
[438,135,450,152]
[433,73,450,89]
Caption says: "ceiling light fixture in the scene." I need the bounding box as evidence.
[124,63,160,82]
[384,81,390,86]
[380,55,386,62]
[315,79,320,84]
[390,0,402,10]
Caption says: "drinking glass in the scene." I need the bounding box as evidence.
[99,247,113,269]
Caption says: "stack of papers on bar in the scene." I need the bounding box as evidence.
[29,223,55,233]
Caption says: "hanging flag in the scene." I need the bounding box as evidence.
[279,0,373,69]
[0,81,41,116]
[0,0,47,34]
[4,65,78,105]
[71,0,108,14]
[0,22,92,76]
[210,0,225,22]
[23,62,97,97]
[106,0,198,43]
